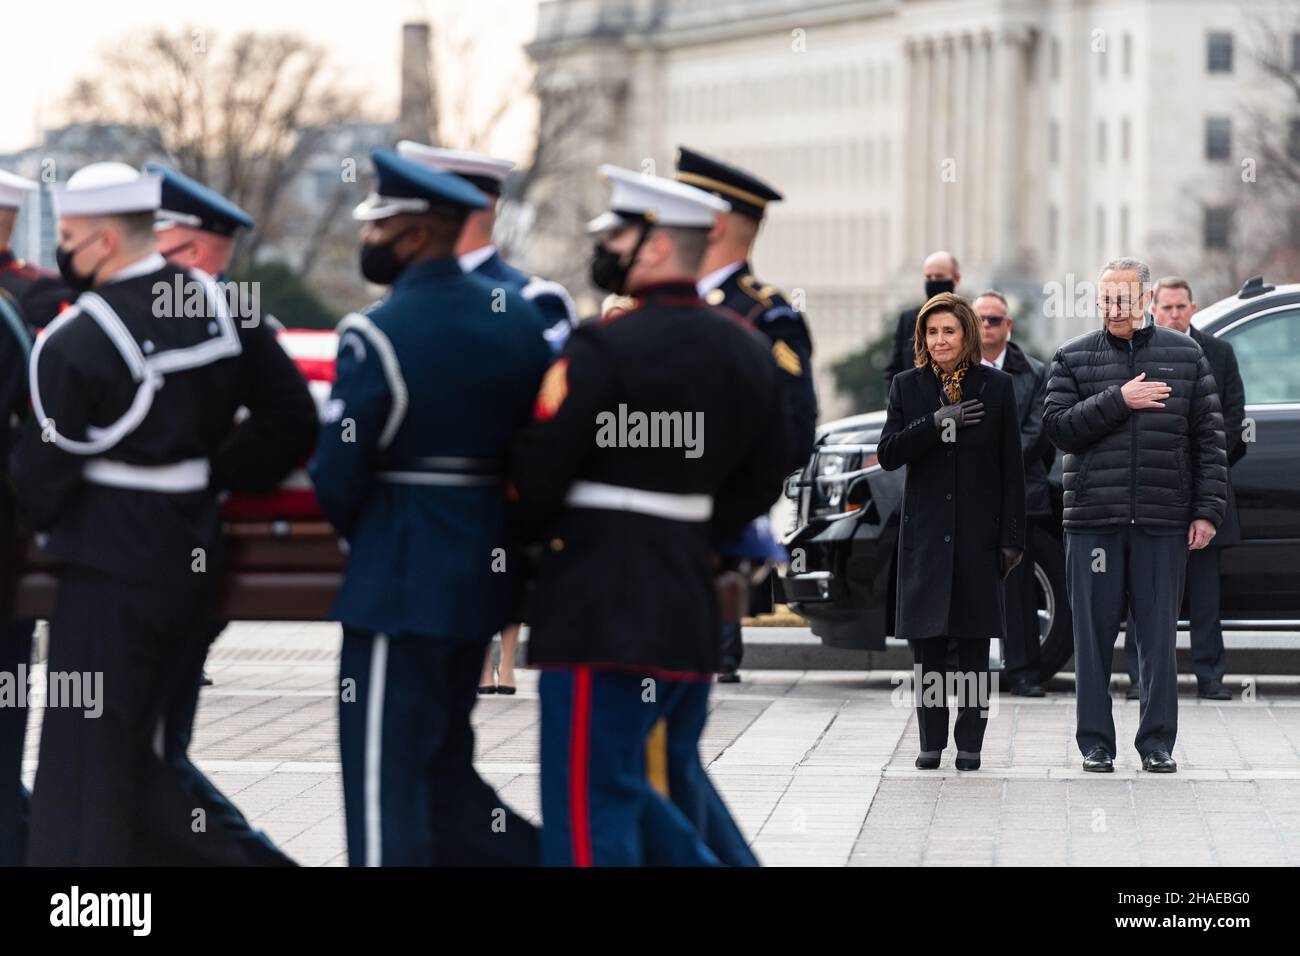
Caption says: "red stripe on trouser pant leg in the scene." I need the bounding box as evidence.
[568,666,593,867]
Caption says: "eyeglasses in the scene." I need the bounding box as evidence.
[978,314,1006,326]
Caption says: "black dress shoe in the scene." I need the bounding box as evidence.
[477,685,497,695]
[1010,680,1045,697]
[1082,746,1114,772]
[496,684,517,696]
[1198,682,1232,701]
[915,752,941,770]
[1142,750,1177,773]
[955,753,981,771]
[1125,684,1140,701]
[201,671,214,687]
[717,671,741,684]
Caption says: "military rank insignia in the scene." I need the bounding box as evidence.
[534,357,569,421]
[772,339,802,376]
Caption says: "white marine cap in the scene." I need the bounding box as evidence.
[395,141,515,191]
[0,170,37,210]
[52,162,161,219]
[586,164,729,235]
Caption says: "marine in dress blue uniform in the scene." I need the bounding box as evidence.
[146,162,307,865]
[510,166,789,866]
[310,149,551,866]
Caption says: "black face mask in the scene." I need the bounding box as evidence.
[56,231,108,293]
[589,223,652,295]
[924,278,955,300]
[359,228,416,286]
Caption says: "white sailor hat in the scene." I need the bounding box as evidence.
[395,141,515,195]
[586,164,729,235]
[0,170,37,210]
[53,162,161,219]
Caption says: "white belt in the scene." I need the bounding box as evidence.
[83,457,210,493]
[565,480,713,522]
[377,471,501,487]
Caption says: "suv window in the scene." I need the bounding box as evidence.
[1221,307,1300,404]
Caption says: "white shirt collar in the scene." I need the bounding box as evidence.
[696,260,744,296]
[102,252,168,286]
[458,244,497,274]
[981,346,1007,370]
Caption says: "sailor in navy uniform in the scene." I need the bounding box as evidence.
[0,171,41,867]
[0,171,74,329]
[310,149,550,866]
[146,162,310,865]
[676,146,817,682]
[13,162,317,865]
[396,141,577,354]
[395,141,579,698]
[510,165,789,866]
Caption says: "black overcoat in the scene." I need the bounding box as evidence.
[878,362,1027,641]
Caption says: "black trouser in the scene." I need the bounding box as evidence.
[0,618,33,867]
[1066,527,1186,759]
[28,567,258,866]
[1124,545,1225,690]
[718,622,743,673]
[161,622,295,866]
[1002,529,1041,686]
[909,636,992,757]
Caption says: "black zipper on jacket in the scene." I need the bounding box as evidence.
[1128,339,1137,525]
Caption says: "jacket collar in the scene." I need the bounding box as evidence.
[1105,322,1154,351]
[393,256,463,289]
[1002,340,1031,373]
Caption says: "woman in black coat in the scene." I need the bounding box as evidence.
[877,292,1027,771]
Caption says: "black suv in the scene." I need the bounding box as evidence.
[779,276,1300,680]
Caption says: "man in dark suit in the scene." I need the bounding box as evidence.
[1124,276,1245,701]
[883,250,961,393]
[975,290,1052,697]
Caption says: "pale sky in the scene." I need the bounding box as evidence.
[0,0,541,158]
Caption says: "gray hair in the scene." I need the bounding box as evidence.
[974,288,1009,309]
[1098,256,1151,289]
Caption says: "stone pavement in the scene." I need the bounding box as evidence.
[19,622,1300,866]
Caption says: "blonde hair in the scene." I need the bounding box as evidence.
[913,292,982,369]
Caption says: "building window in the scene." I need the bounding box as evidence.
[1098,119,1107,162]
[1121,117,1131,162]
[1207,32,1233,73]
[1097,205,1106,253]
[1204,207,1232,250]
[1290,208,1300,248]
[1049,119,1059,164]
[1120,205,1130,250]
[1048,204,1059,258]
[1123,34,1133,76]
[1206,117,1232,161]
[1050,36,1061,81]
[1292,33,1300,72]
[1289,118,1300,162]
[1099,44,1107,79]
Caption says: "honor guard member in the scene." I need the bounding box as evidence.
[147,162,311,865]
[676,146,817,682]
[0,171,40,868]
[13,162,317,865]
[509,165,790,866]
[396,140,578,353]
[395,140,579,698]
[0,171,74,327]
[310,149,550,867]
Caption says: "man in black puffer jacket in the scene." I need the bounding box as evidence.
[1044,257,1226,775]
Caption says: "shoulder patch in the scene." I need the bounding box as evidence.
[739,274,780,309]
[772,339,802,376]
[534,357,570,421]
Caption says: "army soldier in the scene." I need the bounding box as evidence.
[510,165,789,866]
[676,146,817,682]
[147,162,310,865]
[0,171,41,868]
[395,141,578,697]
[0,170,74,327]
[14,162,316,865]
[310,149,549,866]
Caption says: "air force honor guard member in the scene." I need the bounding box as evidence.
[676,146,817,682]
[147,162,314,866]
[14,162,316,865]
[310,149,550,866]
[509,165,790,866]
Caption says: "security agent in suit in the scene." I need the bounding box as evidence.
[883,251,961,393]
[395,141,579,698]
[1123,277,1246,701]
[310,149,550,866]
[974,291,1052,697]
[14,162,317,864]
[676,146,817,681]
[0,172,42,868]
[510,165,789,866]
[146,163,313,865]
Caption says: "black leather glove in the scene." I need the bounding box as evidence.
[933,399,985,432]
[999,546,1023,579]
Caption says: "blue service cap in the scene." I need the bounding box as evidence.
[353,148,488,221]
[145,162,254,236]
